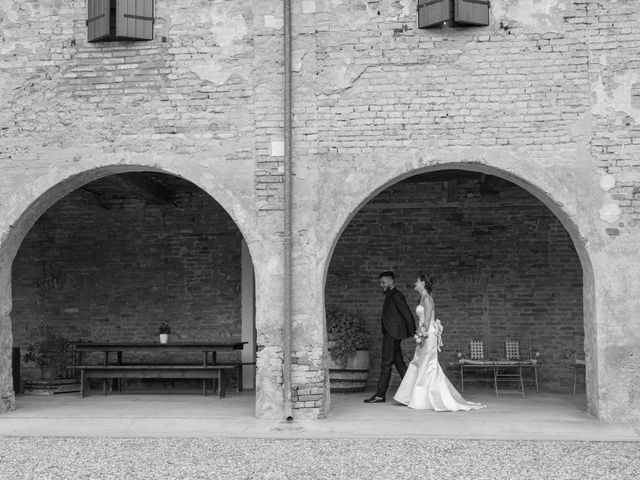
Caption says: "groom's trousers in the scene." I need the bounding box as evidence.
[376,332,407,397]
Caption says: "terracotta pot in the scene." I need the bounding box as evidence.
[159,334,169,344]
[327,350,370,393]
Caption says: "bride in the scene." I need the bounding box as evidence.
[393,274,485,411]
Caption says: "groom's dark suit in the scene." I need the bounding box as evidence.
[376,287,416,397]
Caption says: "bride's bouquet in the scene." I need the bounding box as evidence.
[414,324,429,347]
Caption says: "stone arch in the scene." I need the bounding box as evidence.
[0,163,259,412]
[321,161,597,417]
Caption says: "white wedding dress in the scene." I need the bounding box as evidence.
[393,304,485,411]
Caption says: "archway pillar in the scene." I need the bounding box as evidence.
[0,267,14,413]
[252,234,288,419]
[588,235,640,424]
[289,249,331,419]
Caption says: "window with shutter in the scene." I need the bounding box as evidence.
[87,0,110,42]
[117,0,154,40]
[454,0,490,26]
[87,0,154,43]
[418,0,450,29]
[418,0,490,29]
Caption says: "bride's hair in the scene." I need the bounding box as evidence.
[419,273,434,294]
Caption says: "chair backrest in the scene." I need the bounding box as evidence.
[505,340,520,360]
[469,341,484,360]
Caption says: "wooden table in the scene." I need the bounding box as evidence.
[71,342,247,398]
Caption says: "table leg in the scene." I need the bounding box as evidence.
[218,369,225,398]
[460,365,464,392]
[80,369,86,398]
[103,351,108,395]
[77,350,84,386]
[116,351,123,392]
[201,352,208,396]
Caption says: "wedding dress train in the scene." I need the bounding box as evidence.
[393,304,485,411]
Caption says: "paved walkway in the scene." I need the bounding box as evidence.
[0,390,638,441]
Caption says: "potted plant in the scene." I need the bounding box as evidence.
[325,306,369,392]
[157,322,171,344]
[23,332,69,381]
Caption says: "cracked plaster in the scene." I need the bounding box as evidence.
[593,69,640,125]
[491,0,573,33]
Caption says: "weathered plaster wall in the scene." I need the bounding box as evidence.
[291,0,639,422]
[1,0,639,423]
[0,0,285,417]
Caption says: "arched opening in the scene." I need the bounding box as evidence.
[324,167,595,416]
[2,168,256,414]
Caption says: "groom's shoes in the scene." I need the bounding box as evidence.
[363,394,385,403]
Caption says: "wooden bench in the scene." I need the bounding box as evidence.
[76,365,240,399]
[217,362,256,392]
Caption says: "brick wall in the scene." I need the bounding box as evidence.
[291,353,326,412]
[0,0,283,416]
[307,0,590,160]
[0,0,259,189]
[326,172,583,391]
[587,0,640,221]
[1,0,639,420]
[12,174,243,382]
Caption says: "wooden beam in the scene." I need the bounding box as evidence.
[106,173,175,205]
[480,174,501,196]
[70,187,111,212]
[361,201,543,210]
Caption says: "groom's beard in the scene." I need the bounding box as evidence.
[381,286,392,294]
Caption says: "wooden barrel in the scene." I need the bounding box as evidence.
[328,350,370,393]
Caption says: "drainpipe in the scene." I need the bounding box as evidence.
[282,0,294,422]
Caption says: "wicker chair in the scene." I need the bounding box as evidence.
[572,352,586,396]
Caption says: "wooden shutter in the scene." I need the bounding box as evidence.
[418,0,450,29]
[116,0,154,40]
[454,0,490,26]
[87,0,110,42]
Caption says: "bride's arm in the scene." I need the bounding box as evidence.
[421,295,434,328]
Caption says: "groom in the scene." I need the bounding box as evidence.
[364,271,416,403]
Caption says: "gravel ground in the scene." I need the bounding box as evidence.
[0,437,638,480]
